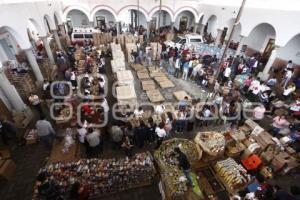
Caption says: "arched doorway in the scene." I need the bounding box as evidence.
[149,10,172,31]
[244,23,276,64]
[118,8,148,34]
[66,9,90,28]
[277,34,300,75]
[174,10,196,33]
[205,15,218,37]
[93,9,116,30]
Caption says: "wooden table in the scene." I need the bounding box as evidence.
[150,71,165,77]
[154,76,169,82]
[146,89,165,103]
[173,90,191,101]
[142,80,156,91]
[131,63,145,71]
[137,72,150,79]
[116,70,134,85]
[116,85,137,105]
[158,80,175,89]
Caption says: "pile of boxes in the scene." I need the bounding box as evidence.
[92,32,113,46]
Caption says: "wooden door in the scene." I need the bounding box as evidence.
[261,38,275,64]
[179,16,188,32]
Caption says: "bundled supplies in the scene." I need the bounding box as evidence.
[215,158,250,191]
[34,152,155,199]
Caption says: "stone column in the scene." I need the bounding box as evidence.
[235,35,245,56]
[259,46,280,81]
[193,22,199,33]
[116,21,120,36]
[0,68,27,113]
[58,24,66,36]
[24,48,44,83]
[41,36,55,66]
[215,29,223,45]
[200,24,205,36]
[52,30,63,50]
[170,22,174,33]
[146,21,150,40]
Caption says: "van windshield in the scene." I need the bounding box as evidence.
[73,34,84,39]
[174,37,182,43]
[85,34,93,39]
[190,38,202,43]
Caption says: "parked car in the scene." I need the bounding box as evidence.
[164,33,204,49]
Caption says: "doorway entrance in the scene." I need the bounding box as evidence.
[261,38,275,64]
[179,16,188,32]
[96,16,106,29]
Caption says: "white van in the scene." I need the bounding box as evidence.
[164,33,203,49]
[71,28,100,45]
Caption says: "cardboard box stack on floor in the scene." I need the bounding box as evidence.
[110,43,126,73]
[93,32,113,46]
[150,42,162,61]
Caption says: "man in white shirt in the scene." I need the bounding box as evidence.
[223,67,231,83]
[174,58,180,78]
[86,128,100,157]
[282,69,293,88]
[77,124,87,144]
[155,104,165,115]
[155,123,166,149]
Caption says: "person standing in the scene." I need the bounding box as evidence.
[36,116,56,149]
[174,57,181,78]
[110,125,123,149]
[155,122,166,149]
[182,61,189,81]
[174,147,194,187]
[85,128,100,157]
[0,119,17,145]
[121,136,134,157]
[29,93,43,115]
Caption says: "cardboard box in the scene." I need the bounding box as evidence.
[173,91,191,101]
[142,80,156,91]
[158,80,175,89]
[146,89,165,103]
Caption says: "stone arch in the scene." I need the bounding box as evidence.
[54,11,63,26]
[278,33,300,65]
[117,5,149,22]
[224,18,242,42]
[174,9,197,31]
[244,23,276,51]
[204,15,218,37]
[148,6,175,22]
[44,14,56,31]
[65,9,91,28]
[62,5,92,22]
[174,7,198,23]
[0,26,30,51]
[91,5,118,22]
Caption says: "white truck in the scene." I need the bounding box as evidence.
[164,33,203,49]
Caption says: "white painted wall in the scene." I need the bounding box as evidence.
[67,10,90,28]
[206,16,218,37]
[277,34,300,65]
[244,24,275,52]
[152,11,172,28]
[93,10,116,27]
